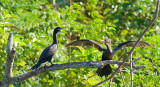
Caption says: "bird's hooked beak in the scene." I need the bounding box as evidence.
[101,38,111,44]
[58,27,64,31]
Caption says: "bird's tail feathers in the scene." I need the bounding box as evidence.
[31,63,41,70]
[96,64,112,77]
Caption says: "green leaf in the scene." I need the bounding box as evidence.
[17,61,26,66]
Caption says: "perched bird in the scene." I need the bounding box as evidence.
[66,38,155,77]
[31,27,63,70]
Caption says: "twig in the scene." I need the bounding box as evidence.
[130,52,133,87]
[109,78,112,87]
[92,0,159,86]
[133,57,141,64]
[120,69,126,87]
[118,52,129,61]
[154,77,160,86]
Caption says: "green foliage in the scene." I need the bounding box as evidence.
[0,0,160,86]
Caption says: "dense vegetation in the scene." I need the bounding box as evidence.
[0,0,160,86]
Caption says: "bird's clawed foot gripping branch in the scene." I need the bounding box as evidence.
[0,0,159,87]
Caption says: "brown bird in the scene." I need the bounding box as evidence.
[66,38,155,77]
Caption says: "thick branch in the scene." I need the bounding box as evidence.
[93,0,159,86]
[3,33,16,87]
[0,60,144,86]
[5,33,16,82]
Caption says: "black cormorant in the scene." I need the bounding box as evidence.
[66,38,155,77]
[31,27,63,70]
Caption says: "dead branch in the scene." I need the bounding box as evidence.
[130,53,133,87]
[4,33,16,87]
[0,59,144,86]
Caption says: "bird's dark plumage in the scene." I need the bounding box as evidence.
[31,27,63,70]
[67,38,155,77]
[66,39,104,51]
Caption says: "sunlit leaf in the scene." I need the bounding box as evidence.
[17,61,26,66]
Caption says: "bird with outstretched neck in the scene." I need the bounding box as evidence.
[66,38,155,77]
[31,27,63,70]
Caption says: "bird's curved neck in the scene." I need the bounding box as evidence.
[53,32,58,44]
[106,43,112,53]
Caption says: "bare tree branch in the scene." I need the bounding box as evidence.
[109,78,112,87]
[5,33,13,78]
[130,53,133,87]
[92,0,159,86]
[0,55,145,86]
[120,69,126,87]
[4,33,16,87]
[133,57,141,64]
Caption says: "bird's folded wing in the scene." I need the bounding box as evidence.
[38,45,53,61]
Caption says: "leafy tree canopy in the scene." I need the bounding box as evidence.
[0,0,160,86]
